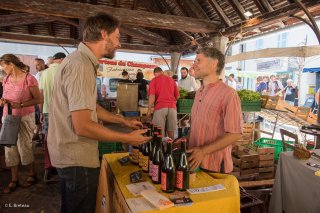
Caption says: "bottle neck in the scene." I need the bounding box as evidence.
[181,141,186,152]
[167,142,172,155]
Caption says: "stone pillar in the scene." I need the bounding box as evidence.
[170,52,181,75]
[211,35,228,79]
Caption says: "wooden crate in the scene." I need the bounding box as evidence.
[261,95,269,108]
[233,154,259,176]
[264,96,280,110]
[237,123,254,143]
[257,147,274,179]
[295,107,311,121]
[307,112,317,124]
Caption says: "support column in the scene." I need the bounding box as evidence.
[170,52,181,75]
[211,35,228,79]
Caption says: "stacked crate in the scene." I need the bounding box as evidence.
[236,123,255,146]
[256,147,275,179]
[233,145,275,179]
[232,146,259,178]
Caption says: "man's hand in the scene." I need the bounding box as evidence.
[10,102,22,109]
[0,98,6,107]
[187,147,206,171]
[124,119,143,130]
[146,108,152,117]
[127,129,152,146]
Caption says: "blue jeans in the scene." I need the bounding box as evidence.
[57,166,100,213]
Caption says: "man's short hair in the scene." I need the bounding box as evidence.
[122,70,128,76]
[83,12,120,42]
[52,52,66,60]
[35,58,45,64]
[180,67,188,73]
[196,47,225,75]
[229,74,234,78]
[154,67,163,74]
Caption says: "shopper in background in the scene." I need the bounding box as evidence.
[256,76,267,95]
[284,79,298,106]
[178,67,199,92]
[48,13,150,213]
[39,52,66,182]
[0,54,41,193]
[269,75,284,97]
[226,73,237,90]
[118,70,132,83]
[133,72,149,104]
[147,67,179,139]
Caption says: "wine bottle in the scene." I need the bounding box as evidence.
[152,135,163,184]
[142,129,151,173]
[139,143,144,168]
[149,132,159,178]
[161,139,175,193]
[176,138,189,191]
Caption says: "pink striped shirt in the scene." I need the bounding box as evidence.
[189,81,243,173]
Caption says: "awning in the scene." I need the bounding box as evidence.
[303,67,320,73]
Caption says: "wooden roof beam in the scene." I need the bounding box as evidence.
[227,0,248,20]
[223,0,320,36]
[260,0,274,12]
[253,0,267,14]
[0,13,53,27]
[0,31,198,53]
[120,26,169,45]
[0,0,218,33]
[207,0,233,27]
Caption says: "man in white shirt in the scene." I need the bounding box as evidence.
[178,67,200,92]
[226,73,237,90]
[269,75,284,96]
[189,67,201,88]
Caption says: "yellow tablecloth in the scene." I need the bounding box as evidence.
[96,153,240,213]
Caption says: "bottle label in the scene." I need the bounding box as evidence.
[139,152,143,167]
[152,165,159,182]
[149,160,153,177]
[176,171,183,189]
[161,172,166,191]
[132,148,139,163]
[142,156,149,171]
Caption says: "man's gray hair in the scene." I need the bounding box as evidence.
[196,47,225,75]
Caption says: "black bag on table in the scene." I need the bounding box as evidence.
[0,103,21,147]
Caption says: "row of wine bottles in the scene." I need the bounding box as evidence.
[131,122,190,193]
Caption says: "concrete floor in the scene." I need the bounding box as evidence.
[0,144,60,213]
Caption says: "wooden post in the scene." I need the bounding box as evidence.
[210,35,228,79]
[170,52,181,75]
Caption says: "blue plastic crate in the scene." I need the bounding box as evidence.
[122,111,140,117]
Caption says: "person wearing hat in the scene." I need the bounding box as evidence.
[118,70,132,83]
[39,52,66,182]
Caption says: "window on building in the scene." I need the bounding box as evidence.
[238,61,246,71]
[277,32,288,48]
[256,39,264,50]
[239,43,246,53]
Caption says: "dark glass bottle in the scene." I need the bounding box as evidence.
[152,136,163,184]
[132,144,139,165]
[176,138,189,191]
[139,143,144,168]
[142,129,151,173]
[149,132,158,178]
[161,139,175,193]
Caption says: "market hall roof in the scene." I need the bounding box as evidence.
[0,0,319,54]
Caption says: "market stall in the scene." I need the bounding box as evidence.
[96,153,240,213]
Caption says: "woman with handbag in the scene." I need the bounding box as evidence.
[0,54,41,193]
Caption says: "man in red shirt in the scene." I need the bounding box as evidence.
[147,67,179,139]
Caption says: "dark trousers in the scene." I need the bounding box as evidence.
[57,166,100,213]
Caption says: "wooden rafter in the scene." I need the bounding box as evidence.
[253,0,267,14]
[48,22,55,36]
[0,31,199,53]
[185,0,210,19]
[223,0,320,36]
[121,26,169,45]
[0,0,218,33]
[207,0,233,27]
[227,0,247,20]
[0,13,53,27]
[260,0,274,12]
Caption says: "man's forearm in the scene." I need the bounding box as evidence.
[148,95,155,110]
[202,133,242,155]
[96,104,125,125]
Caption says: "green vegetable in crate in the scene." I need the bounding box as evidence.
[237,90,261,101]
[179,88,189,99]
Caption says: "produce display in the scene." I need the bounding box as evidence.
[237,89,261,101]
[179,88,189,99]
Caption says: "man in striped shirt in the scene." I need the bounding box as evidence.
[187,47,243,173]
